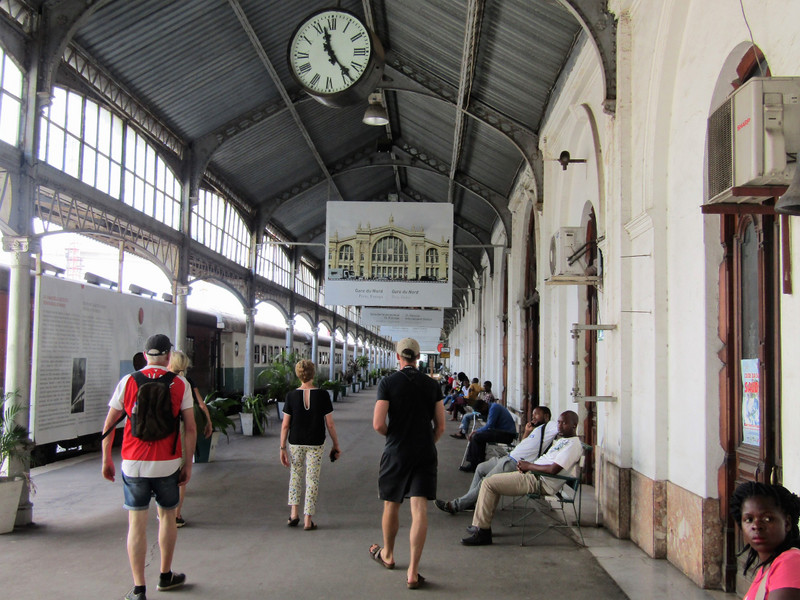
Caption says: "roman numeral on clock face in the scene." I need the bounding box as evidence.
[298,63,311,74]
[351,32,364,42]
[310,73,320,87]
[353,47,367,56]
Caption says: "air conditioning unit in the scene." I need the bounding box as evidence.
[549,227,585,277]
[707,77,800,204]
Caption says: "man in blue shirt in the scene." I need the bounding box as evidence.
[460,399,517,472]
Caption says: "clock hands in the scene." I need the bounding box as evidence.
[322,28,354,83]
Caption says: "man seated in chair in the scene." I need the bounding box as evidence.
[459,397,517,472]
[436,405,557,515]
[461,410,582,546]
[451,381,496,439]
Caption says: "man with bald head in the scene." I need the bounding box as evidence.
[460,410,583,546]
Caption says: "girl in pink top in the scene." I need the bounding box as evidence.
[730,482,800,600]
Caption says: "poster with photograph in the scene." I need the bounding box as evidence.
[740,358,760,446]
[30,275,175,445]
[325,202,453,307]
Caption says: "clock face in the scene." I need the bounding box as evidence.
[289,10,373,96]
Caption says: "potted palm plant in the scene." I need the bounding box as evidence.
[256,351,300,419]
[0,391,29,534]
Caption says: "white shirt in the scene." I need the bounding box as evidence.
[510,420,558,462]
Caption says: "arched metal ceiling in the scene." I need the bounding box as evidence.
[21,0,616,316]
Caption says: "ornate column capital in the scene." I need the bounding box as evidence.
[2,236,40,254]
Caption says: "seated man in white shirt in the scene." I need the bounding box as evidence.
[461,410,583,546]
[435,405,557,514]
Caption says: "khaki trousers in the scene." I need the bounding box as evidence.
[472,470,546,529]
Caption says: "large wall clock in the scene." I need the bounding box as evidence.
[288,8,385,108]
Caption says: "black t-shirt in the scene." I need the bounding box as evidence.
[283,388,333,446]
[377,366,443,459]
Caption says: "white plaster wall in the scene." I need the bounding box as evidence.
[657,0,800,497]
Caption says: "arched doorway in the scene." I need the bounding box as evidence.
[714,46,783,594]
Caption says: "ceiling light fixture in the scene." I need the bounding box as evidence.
[363,92,389,126]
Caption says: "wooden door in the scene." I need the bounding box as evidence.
[522,216,539,420]
[718,213,782,592]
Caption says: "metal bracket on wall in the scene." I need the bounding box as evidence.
[571,323,617,402]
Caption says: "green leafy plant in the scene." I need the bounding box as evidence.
[256,351,300,403]
[1,390,32,487]
[355,355,369,370]
[204,393,237,441]
[241,394,268,435]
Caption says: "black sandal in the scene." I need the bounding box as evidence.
[287,516,300,527]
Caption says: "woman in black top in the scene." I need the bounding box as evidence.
[280,360,341,530]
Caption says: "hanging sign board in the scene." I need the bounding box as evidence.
[740,358,760,446]
[361,307,443,328]
[325,201,453,307]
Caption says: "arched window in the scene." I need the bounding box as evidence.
[38,86,182,229]
[425,248,439,279]
[191,188,250,266]
[256,228,292,289]
[296,261,317,301]
[0,48,23,146]
[339,245,353,261]
[371,235,408,279]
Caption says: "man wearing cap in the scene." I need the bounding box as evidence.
[101,334,197,600]
[369,337,445,590]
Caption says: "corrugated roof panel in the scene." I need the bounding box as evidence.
[470,0,580,129]
[459,118,524,196]
[377,0,467,87]
[211,112,320,200]
[75,0,280,139]
[397,92,456,169]
[296,100,382,164]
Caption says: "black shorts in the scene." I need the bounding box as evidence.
[378,451,437,503]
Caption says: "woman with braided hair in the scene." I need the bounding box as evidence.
[730,481,800,599]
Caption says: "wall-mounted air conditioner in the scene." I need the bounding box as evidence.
[549,227,585,277]
[707,77,800,204]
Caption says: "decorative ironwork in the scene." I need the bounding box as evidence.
[34,184,180,277]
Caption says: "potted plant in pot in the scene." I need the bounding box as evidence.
[318,378,345,402]
[240,394,268,436]
[355,355,369,387]
[0,391,30,534]
[194,393,237,462]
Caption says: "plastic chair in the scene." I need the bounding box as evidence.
[510,442,591,546]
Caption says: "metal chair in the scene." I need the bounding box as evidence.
[510,442,591,546]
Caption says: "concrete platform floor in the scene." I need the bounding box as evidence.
[0,385,738,599]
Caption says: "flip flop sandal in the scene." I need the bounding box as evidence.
[304,521,317,531]
[407,574,426,589]
[287,516,300,527]
[369,544,395,569]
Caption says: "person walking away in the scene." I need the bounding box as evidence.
[280,359,341,531]
[168,350,212,527]
[101,334,197,600]
[369,338,445,589]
